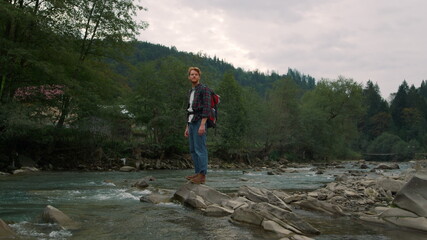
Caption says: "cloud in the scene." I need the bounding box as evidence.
[137,0,427,97]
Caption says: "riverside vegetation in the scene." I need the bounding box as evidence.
[2,0,427,173]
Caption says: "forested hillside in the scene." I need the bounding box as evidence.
[1,0,426,172]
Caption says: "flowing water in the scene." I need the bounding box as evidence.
[1,162,426,240]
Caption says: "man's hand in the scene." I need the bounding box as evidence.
[198,124,206,136]
[184,126,189,138]
[198,118,207,136]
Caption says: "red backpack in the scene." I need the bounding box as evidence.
[207,87,220,128]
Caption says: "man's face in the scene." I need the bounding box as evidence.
[188,70,200,84]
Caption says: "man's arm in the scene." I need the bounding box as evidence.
[198,118,207,136]
[198,86,211,135]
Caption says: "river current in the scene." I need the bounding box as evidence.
[1,162,425,240]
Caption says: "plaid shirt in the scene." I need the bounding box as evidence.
[188,83,211,122]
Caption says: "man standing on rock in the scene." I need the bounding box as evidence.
[184,67,210,184]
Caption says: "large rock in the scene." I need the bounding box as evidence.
[12,167,40,175]
[203,204,234,217]
[262,219,292,235]
[375,163,400,170]
[384,216,427,232]
[267,191,292,212]
[238,185,269,202]
[359,215,388,225]
[290,235,316,240]
[186,192,208,209]
[232,202,320,235]
[221,197,250,210]
[0,219,17,239]
[173,183,231,209]
[392,173,427,217]
[296,197,346,216]
[231,204,264,225]
[42,205,80,230]
[379,207,418,218]
[238,185,292,211]
[119,166,137,172]
[140,193,172,204]
[375,177,406,193]
[132,176,155,189]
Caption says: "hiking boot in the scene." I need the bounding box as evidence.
[190,174,206,184]
[185,174,199,180]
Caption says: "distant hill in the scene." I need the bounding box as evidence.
[114,41,316,95]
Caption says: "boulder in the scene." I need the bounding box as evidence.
[42,205,80,230]
[284,194,306,204]
[22,166,39,171]
[232,202,320,235]
[132,176,156,189]
[359,215,388,225]
[0,219,17,239]
[203,204,234,217]
[231,205,264,225]
[344,190,360,198]
[140,193,172,204]
[335,174,349,182]
[296,197,346,216]
[360,164,369,169]
[375,163,400,170]
[373,206,390,214]
[392,173,427,217]
[133,180,149,189]
[221,197,249,210]
[238,185,269,202]
[238,185,292,211]
[119,166,137,172]
[379,207,418,218]
[262,219,292,235]
[375,177,406,193]
[267,191,292,211]
[364,188,379,200]
[272,190,291,200]
[384,216,427,232]
[12,167,40,175]
[186,192,208,209]
[173,183,231,208]
[291,235,316,240]
[254,202,320,235]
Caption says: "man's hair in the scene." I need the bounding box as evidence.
[188,67,202,76]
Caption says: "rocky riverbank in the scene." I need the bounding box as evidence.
[1,160,427,240]
[136,160,427,239]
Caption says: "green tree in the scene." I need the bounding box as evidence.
[300,77,364,160]
[390,82,427,145]
[126,56,188,153]
[390,81,409,129]
[0,0,147,170]
[216,71,247,153]
[240,87,269,151]
[265,76,302,160]
[358,81,391,150]
[367,133,413,161]
[419,80,427,100]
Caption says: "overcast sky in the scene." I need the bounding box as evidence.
[136,0,427,98]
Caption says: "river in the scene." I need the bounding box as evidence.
[1,162,425,240]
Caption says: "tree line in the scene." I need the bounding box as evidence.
[1,1,426,171]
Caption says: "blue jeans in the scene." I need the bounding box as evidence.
[188,120,208,175]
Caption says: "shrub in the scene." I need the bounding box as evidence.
[366,132,414,161]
